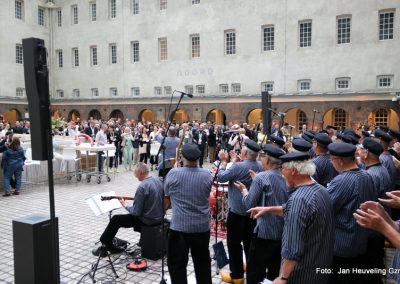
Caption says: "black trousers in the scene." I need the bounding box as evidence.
[167,229,212,284]
[227,211,256,279]
[159,167,172,178]
[100,214,143,246]
[247,237,282,284]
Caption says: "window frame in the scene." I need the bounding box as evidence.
[132,0,139,15]
[15,0,24,20]
[90,1,97,22]
[110,43,117,64]
[298,79,311,92]
[56,49,63,68]
[225,29,236,55]
[72,5,78,25]
[38,6,45,26]
[262,25,275,51]
[110,87,118,97]
[110,0,117,19]
[379,10,395,41]
[131,41,140,63]
[337,15,351,44]
[132,87,140,96]
[57,9,62,27]
[16,44,23,64]
[377,75,394,88]
[335,77,351,90]
[90,46,98,66]
[261,81,274,92]
[91,88,99,97]
[73,89,80,98]
[219,84,229,94]
[158,38,168,61]
[190,34,200,58]
[72,48,79,67]
[299,20,312,48]
[160,0,167,10]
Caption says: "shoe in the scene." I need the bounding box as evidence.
[12,191,20,195]
[106,244,124,254]
[92,246,107,257]
[109,168,114,173]
[220,272,244,284]
[115,168,119,173]
[2,193,10,197]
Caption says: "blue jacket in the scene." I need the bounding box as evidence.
[1,147,25,170]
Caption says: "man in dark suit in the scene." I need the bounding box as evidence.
[196,124,208,168]
[84,121,98,139]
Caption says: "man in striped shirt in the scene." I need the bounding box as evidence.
[248,151,334,283]
[311,133,337,187]
[164,143,212,284]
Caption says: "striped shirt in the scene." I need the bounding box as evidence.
[217,159,263,216]
[388,220,400,284]
[380,153,397,189]
[164,167,212,233]
[327,169,377,257]
[127,176,164,225]
[312,154,338,187]
[282,183,333,284]
[366,163,391,199]
[242,168,288,240]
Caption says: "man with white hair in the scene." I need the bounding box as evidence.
[249,151,334,284]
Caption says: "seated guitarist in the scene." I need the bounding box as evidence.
[94,163,164,255]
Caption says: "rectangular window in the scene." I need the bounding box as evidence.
[131,41,139,62]
[336,77,351,90]
[261,81,274,92]
[164,86,172,95]
[56,50,63,68]
[132,0,139,15]
[72,5,78,25]
[110,88,118,96]
[56,90,64,98]
[57,10,62,27]
[90,46,98,66]
[110,44,117,64]
[16,88,25,97]
[231,83,241,93]
[132,87,140,96]
[154,87,162,96]
[191,34,200,58]
[379,11,395,40]
[91,88,99,97]
[263,25,275,51]
[192,0,200,4]
[90,2,96,22]
[72,48,79,67]
[38,7,44,26]
[196,85,205,94]
[225,30,236,55]
[160,0,167,10]
[220,84,229,93]
[185,85,194,94]
[337,16,351,44]
[377,75,393,88]
[159,38,168,61]
[298,79,311,91]
[16,44,23,64]
[299,20,312,47]
[73,89,80,98]
[15,0,23,20]
[110,0,116,18]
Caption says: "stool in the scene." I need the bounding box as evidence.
[139,221,169,260]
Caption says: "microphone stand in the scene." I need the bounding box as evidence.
[212,161,222,275]
[312,110,318,131]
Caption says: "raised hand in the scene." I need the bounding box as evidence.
[379,191,400,209]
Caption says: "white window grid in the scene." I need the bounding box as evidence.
[220,84,229,93]
[160,0,167,10]
[334,108,347,129]
[336,77,351,90]
[196,85,205,94]
[110,44,117,64]
[159,38,168,61]
[131,41,139,62]
[299,21,312,47]
[192,0,200,4]
[225,30,236,55]
[57,10,62,27]
[16,44,23,64]
[110,0,116,18]
[154,87,162,96]
[132,0,139,15]
[377,75,393,88]
[379,11,395,40]
[90,2,96,22]
[298,80,311,91]
[38,7,45,26]
[261,81,274,92]
[164,86,172,95]
[91,88,99,97]
[90,46,98,66]
[73,89,80,98]
[374,109,388,126]
[132,87,140,96]
[56,90,64,98]
[298,110,308,127]
[16,88,25,97]
[110,88,118,96]
[185,85,194,94]
[337,16,351,44]
[263,25,274,51]
[57,50,63,68]
[15,0,23,20]
[72,5,78,25]
[72,48,79,67]
[191,35,200,58]
[231,83,241,93]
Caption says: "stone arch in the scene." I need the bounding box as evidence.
[109,109,124,121]
[138,109,154,123]
[170,109,190,124]
[3,108,22,124]
[246,108,262,126]
[68,109,80,121]
[206,108,226,125]
[88,109,102,120]
[323,108,349,131]
[367,108,399,130]
[283,108,308,134]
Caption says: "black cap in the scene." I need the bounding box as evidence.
[302,131,315,143]
[319,130,329,135]
[337,133,359,145]
[328,142,356,157]
[326,125,337,130]
[361,130,371,138]
[262,144,286,159]
[280,151,310,163]
[270,135,285,147]
[379,125,389,132]
[343,128,356,136]
[375,129,393,143]
[314,133,332,147]
[292,138,312,152]
[5,131,13,136]
[181,143,201,161]
[361,138,384,156]
[389,129,400,139]
[244,139,261,152]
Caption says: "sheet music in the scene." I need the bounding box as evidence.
[85,191,122,216]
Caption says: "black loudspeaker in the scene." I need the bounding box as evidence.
[13,215,59,284]
[139,222,169,260]
[261,91,272,135]
[22,38,51,161]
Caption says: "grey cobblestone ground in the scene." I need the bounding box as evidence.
[0,163,228,284]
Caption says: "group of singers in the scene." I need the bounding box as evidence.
[93,121,400,284]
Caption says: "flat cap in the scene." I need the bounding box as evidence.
[389,129,400,139]
[280,151,310,163]
[361,138,384,156]
[244,139,261,152]
[361,130,371,138]
[326,125,337,130]
[375,129,393,143]
[292,138,312,152]
[379,125,389,132]
[328,142,356,157]
[181,143,201,161]
[314,133,332,147]
[337,133,359,145]
[262,144,286,159]
[269,135,285,147]
[302,131,315,143]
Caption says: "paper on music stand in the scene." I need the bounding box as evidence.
[85,191,122,216]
